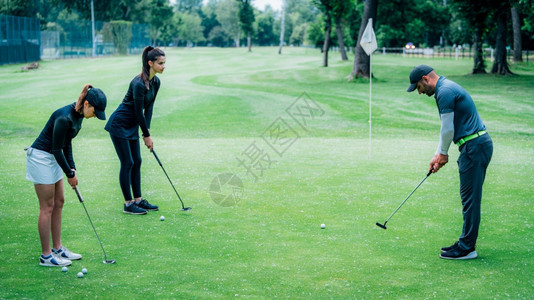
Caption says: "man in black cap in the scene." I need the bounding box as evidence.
[407,65,493,260]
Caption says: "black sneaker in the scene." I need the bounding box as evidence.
[123,203,147,215]
[440,247,477,260]
[137,199,159,211]
[441,241,459,252]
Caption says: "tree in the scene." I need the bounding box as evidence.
[279,0,286,54]
[510,0,522,62]
[208,25,228,47]
[1,0,64,29]
[237,0,255,52]
[523,0,534,40]
[200,0,221,45]
[288,12,304,44]
[159,12,181,46]
[103,20,133,55]
[255,9,276,46]
[313,0,335,67]
[216,0,241,47]
[290,23,307,46]
[54,0,169,44]
[448,17,471,46]
[147,0,173,46]
[370,0,450,48]
[283,0,317,46]
[129,0,151,23]
[348,0,378,79]
[285,0,317,24]
[452,0,493,74]
[52,0,146,22]
[174,0,203,13]
[178,12,205,47]
[0,0,38,17]
[332,0,353,61]
[345,1,362,48]
[307,14,325,49]
[490,1,513,75]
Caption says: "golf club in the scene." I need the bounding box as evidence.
[74,186,116,264]
[152,149,192,211]
[376,169,433,230]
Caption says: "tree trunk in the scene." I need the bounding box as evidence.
[472,29,486,74]
[278,0,285,55]
[247,32,251,52]
[322,11,332,67]
[348,0,378,80]
[511,5,522,62]
[491,8,513,75]
[335,16,348,61]
[123,7,131,20]
[235,28,241,48]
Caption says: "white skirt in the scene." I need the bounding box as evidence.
[26,147,63,185]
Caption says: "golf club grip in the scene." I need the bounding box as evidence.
[426,167,434,177]
[74,186,84,203]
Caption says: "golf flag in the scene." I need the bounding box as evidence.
[359,18,377,158]
[360,18,377,56]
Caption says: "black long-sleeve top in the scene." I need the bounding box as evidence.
[31,103,83,178]
[105,75,160,139]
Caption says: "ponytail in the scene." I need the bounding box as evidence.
[140,46,165,90]
[75,84,93,113]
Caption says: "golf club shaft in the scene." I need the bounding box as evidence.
[152,149,187,209]
[383,170,432,224]
[74,186,110,261]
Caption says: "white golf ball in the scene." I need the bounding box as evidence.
[77,272,84,278]
[321,223,326,229]
[61,266,68,272]
[160,216,165,221]
[81,268,88,274]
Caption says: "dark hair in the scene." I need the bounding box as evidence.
[75,84,93,113]
[141,46,165,89]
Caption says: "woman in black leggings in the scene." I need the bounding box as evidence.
[105,46,166,215]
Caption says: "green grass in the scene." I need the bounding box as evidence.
[0,47,533,298]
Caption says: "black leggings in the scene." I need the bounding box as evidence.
[109,134,142,201]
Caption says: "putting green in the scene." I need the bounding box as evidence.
[0,47,532,298]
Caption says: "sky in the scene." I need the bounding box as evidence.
[252,0,283,11]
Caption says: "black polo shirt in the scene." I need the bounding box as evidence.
[105,75,160,139]
[31,103,83,177]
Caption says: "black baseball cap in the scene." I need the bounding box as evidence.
[407,65,434,92]
[86,87,107,120]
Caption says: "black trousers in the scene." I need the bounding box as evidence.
[109,134,142,201]
[457,133,493,250]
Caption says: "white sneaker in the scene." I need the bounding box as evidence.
[39,253,72,267]
[53,246,82,260]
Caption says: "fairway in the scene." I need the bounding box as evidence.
[0,47,533,298]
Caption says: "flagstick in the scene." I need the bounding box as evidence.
[369,50,372,159]
[359,17,376,159]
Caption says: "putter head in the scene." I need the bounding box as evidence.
[103,259,116,264]
[376,222,387,230]
[181,207,192,211]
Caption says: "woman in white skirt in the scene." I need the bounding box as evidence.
[26,84,107,267]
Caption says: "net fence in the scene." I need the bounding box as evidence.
[1,14,150,65]
[0,15,40,64]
